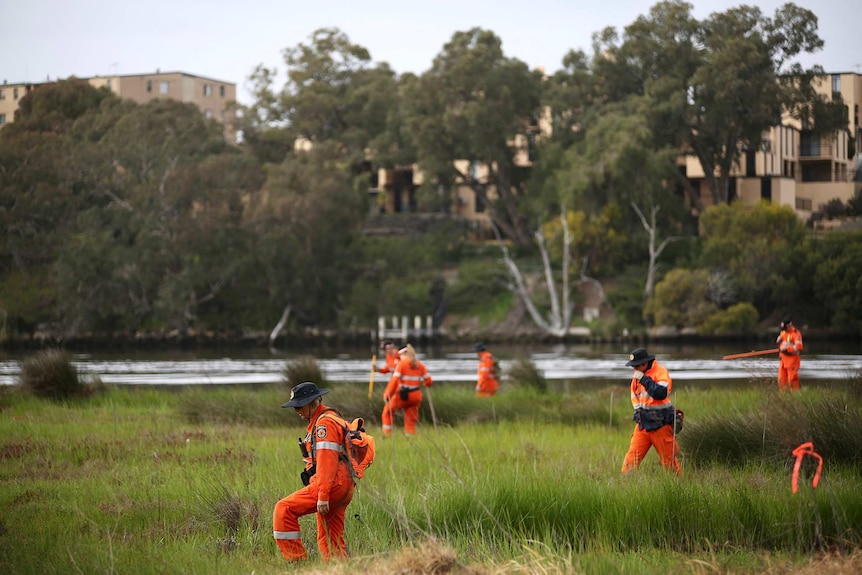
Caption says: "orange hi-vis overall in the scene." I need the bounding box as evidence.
[377,348,399,375]
[273,405,355,562]
[621,361,682,476]
[475,349,499,397]
[776,326,803,391]
[381,357,432,436]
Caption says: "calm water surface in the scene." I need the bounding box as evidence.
[2,342,861,387]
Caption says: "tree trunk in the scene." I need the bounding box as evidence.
[631,201,682,301]
[269,304,292,348]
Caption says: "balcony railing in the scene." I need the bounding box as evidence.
[799,141,835,158]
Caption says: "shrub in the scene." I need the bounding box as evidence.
[282,355,326,388]
[18,349,84,399]
[506,356,547,393]
[699,302,759,335]
[644,268,718,329]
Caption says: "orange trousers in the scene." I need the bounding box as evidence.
[778,355,801,391]
[476,378,499,397]
[381,390,422,436]
[272,466,354,562]
[621,424,682,476]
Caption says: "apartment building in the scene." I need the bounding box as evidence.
[372,111,549,234]
[0,71,237,142]
[0,82,36,129]
[683,71,862,223]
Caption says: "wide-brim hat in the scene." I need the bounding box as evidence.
[281,382,330,408]
[625,348,655,367]
[473,342,486,352]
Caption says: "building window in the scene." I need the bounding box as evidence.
[107,79,112,89]
[831,74,840,96]
[13,88,18,99]
[203,84,212,96]
[147,80,152,92]
[0,89,4,100]
[160,81,169,94]
[0,113,6,125]
[219,85,225,97]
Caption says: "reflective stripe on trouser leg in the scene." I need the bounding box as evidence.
[273,490,316,561]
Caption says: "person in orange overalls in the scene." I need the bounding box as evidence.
[381,344,432,437]
[273,382,355,562]
[620,348,682,476]
[776,317,803,392]
[473,342,499,397]
[375,340,399,375]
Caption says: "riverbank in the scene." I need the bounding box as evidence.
[3,322,854,355]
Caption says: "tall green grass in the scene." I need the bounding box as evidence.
[1,381,860,575]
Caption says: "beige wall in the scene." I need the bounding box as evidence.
[96,72,237,142]
[0,72,236,143]
[0,82,36,126]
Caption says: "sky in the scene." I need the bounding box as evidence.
[1,0,857,106]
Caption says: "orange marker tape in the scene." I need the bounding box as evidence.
[791,442,823,494]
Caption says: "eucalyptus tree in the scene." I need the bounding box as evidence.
[401,27,544,246]
[0,80,115,271]
[52,98,251,334]
[0,80,119,330]
[241,27,399,167]
[597,0,841,210]
[242,142,364,335]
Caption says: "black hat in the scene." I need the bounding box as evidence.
[473,342,486,352]
[625,348,655,367]
[781,317,793,329]
[281,382,330,408]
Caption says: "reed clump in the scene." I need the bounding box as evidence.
[679,386,862,466]
[505,356,547,393]
[282,355,327,388]
[18,348,85,399]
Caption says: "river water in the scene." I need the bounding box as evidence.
[2,341,861,387]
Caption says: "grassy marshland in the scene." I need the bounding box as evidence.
[1,375,861,574]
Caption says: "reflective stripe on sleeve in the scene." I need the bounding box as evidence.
[273,530,301,540]
[316,441,344,452]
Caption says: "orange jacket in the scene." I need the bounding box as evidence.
[384,357,432,400]
[303,405,351,501]
[777,327,803,359]
[630,360,674,431]
[476,350,498,390]
[378,349,399,374]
